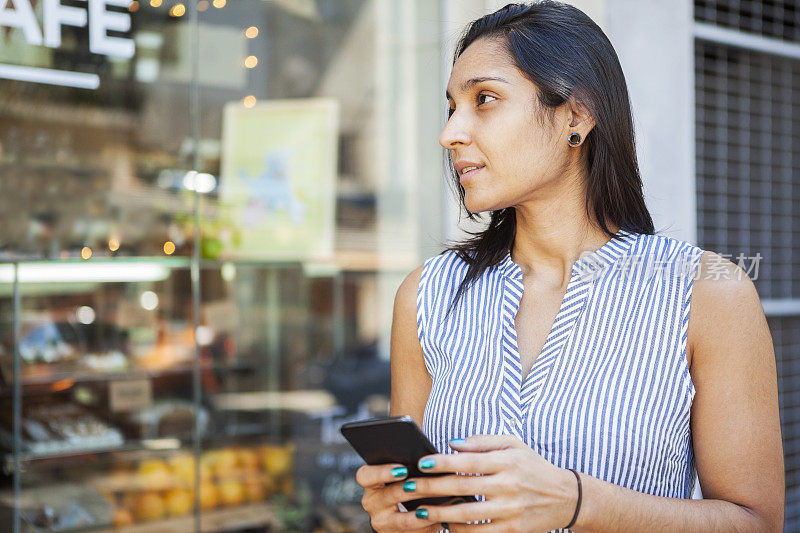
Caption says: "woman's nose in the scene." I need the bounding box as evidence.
[439,112,470,149]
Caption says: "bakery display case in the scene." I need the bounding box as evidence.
[0,0,442,530]
[0,260,295,530]
[0,258,398,531]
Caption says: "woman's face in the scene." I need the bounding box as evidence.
[440,37,584,214]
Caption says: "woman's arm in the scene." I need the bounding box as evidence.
[569,251,785,532]
[389,265,432,427]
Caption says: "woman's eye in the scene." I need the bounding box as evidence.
[446,94,496,118]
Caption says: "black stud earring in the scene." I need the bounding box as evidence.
[568,132,581,146]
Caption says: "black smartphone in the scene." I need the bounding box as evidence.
[340,415,478,511]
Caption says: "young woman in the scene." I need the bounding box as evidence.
[355,2,784,531]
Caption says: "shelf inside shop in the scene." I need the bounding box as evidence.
[1,358,261,393]
[87,468,278,495]
[0,252,417,274]
[204,425,285,443]
[4,441,166,472]
[0,158,105,174]
[0,97,140,130]
[4,429,297,472]
[0,496,283,533]
[107,187,201,217]
[213,247,419,273]
[96,501,282,533]
[0,256,192,268]
[5,442,297,529]
[210,389,337,414]
[2,410,304,474]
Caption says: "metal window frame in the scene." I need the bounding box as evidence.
[762,299,800,317]
[693,20,800,318]
[694,21,800,59]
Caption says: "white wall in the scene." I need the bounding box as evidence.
[606,0,696,244]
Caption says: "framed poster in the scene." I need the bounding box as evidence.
[217,97,339,260]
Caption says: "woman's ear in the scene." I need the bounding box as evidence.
[567,99,595,137]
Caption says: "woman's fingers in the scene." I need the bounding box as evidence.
[356,463,409,489]
[372,507,449,532]
[390,472,499,504]
[355,464,475,532]
[416,449,514,475]
[408,500,509,523]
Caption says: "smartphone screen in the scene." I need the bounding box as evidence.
[340,415,478,511]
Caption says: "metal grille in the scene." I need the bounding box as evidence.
[695,0,800,43]
[694,39,799,299]
[771,316,800,529]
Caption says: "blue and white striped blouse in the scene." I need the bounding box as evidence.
[416,229,705,532]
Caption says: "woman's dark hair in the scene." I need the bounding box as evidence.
[441,0,655,319]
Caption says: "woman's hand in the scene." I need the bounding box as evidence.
[355,463,446,532]
[396,434,578,532]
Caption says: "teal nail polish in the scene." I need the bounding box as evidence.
[391,466,407,478]
[415,508,428,519]
[419,458,435,470]
[403,480,416,492]
[450,438,465,445]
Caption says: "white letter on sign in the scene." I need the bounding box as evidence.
[0,0,42,46]
[44,0,88,49]
[89,0,134,58]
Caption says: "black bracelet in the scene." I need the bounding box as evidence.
[564,468,582,529]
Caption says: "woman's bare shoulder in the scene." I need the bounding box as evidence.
[687,250,764,369]
[390,264,429,422]
[395,264,425,307]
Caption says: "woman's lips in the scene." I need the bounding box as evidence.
[459,166,484,184]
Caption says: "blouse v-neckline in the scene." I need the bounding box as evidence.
[494,229,638,437]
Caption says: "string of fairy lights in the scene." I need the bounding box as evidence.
[76,1,260,262]
[128,0,228,14]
